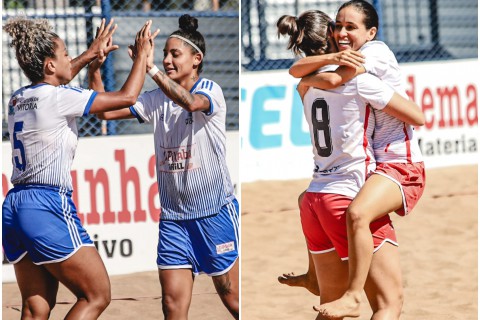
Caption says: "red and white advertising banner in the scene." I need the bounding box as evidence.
[241,59,478,182]
[2,132,239,282]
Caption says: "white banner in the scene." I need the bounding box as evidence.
[241,59,479,182]
[2,132,239,282]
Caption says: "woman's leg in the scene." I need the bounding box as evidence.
[364,243,403,320]
[311,251,349,320]
[158,268,194,320]
[278,190,320,296]
[14,255,59,320]
[317,174,402,318]
[44,246,111,320]
[212,258,239,319]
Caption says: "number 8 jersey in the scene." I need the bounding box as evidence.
[303,72,396,198]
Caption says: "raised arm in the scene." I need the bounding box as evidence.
[71,19,119,79]
[289,49,365,78]
[298,64,365,90]
[88,20,155,114]
[149,69,210,112]
[88,36,134,120]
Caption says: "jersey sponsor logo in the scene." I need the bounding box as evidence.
[16,97,39,112]
[314,164,340,174]
[159,144,199,172]
[216,241,234,254]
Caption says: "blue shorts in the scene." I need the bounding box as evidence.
[157,198,239,276]
[2,184,94,265]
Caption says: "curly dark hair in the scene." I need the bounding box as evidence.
[3,17,60,83]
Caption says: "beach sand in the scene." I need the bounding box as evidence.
[2,165,477,319]
[3,269,232,319]
[241,165,478,320]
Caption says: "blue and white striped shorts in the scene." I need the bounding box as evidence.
[157,198,239,276]
[2,184,94,265]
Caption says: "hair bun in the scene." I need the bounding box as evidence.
[179,14,198,33]
[276,15,298,37]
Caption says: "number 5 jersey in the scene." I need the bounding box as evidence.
[7,84,97,190]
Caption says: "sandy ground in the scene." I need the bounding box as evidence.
[241,165,478,320]
[3,269,232,319]
[2,165,478,319]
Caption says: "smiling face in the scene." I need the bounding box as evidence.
[334,6,377,51]
[163,37,201,85]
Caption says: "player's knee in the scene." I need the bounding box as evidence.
[22,297,52,320]
[346,203,369,228]
[395,290,404,315]
[377,288,403,319]
[161,293,188,315]
[85,284,111,312]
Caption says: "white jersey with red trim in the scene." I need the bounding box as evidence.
[130,78,235,221]
[304,72,395,198]
[7,83,97,190]
[360,41,423,163]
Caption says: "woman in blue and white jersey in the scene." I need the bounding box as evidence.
[95,14,239,319]
[2,17,154,319]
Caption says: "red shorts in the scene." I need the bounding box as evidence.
[374,162,426,216]
[300,192,397,260]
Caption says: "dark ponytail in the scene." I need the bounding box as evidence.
[277,10,333,56]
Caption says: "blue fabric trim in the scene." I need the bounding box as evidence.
[27,83,50,89]
[196,91,213,115]
[61,85,83,93]
[190,78,203,93]
[129,106,144,123]
[83,91,97,116]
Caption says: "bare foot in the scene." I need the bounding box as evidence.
[313,292,362,319]
[277,272,320,296]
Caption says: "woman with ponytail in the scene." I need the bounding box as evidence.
[276,8,424,319]
[94,14,239,319]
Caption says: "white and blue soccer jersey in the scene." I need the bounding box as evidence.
[130,78,235,220]
[7,84,97,190]
[304,72,395,198]
[360,41,423,163]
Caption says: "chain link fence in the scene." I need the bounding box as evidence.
[242,0,478,70]
[2,0,239,140]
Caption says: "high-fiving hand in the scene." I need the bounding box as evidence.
[128,20,160,70]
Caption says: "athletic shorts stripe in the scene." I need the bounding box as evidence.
[157,198,239,276]
[60,188,80,248]
[2,184,93,264]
